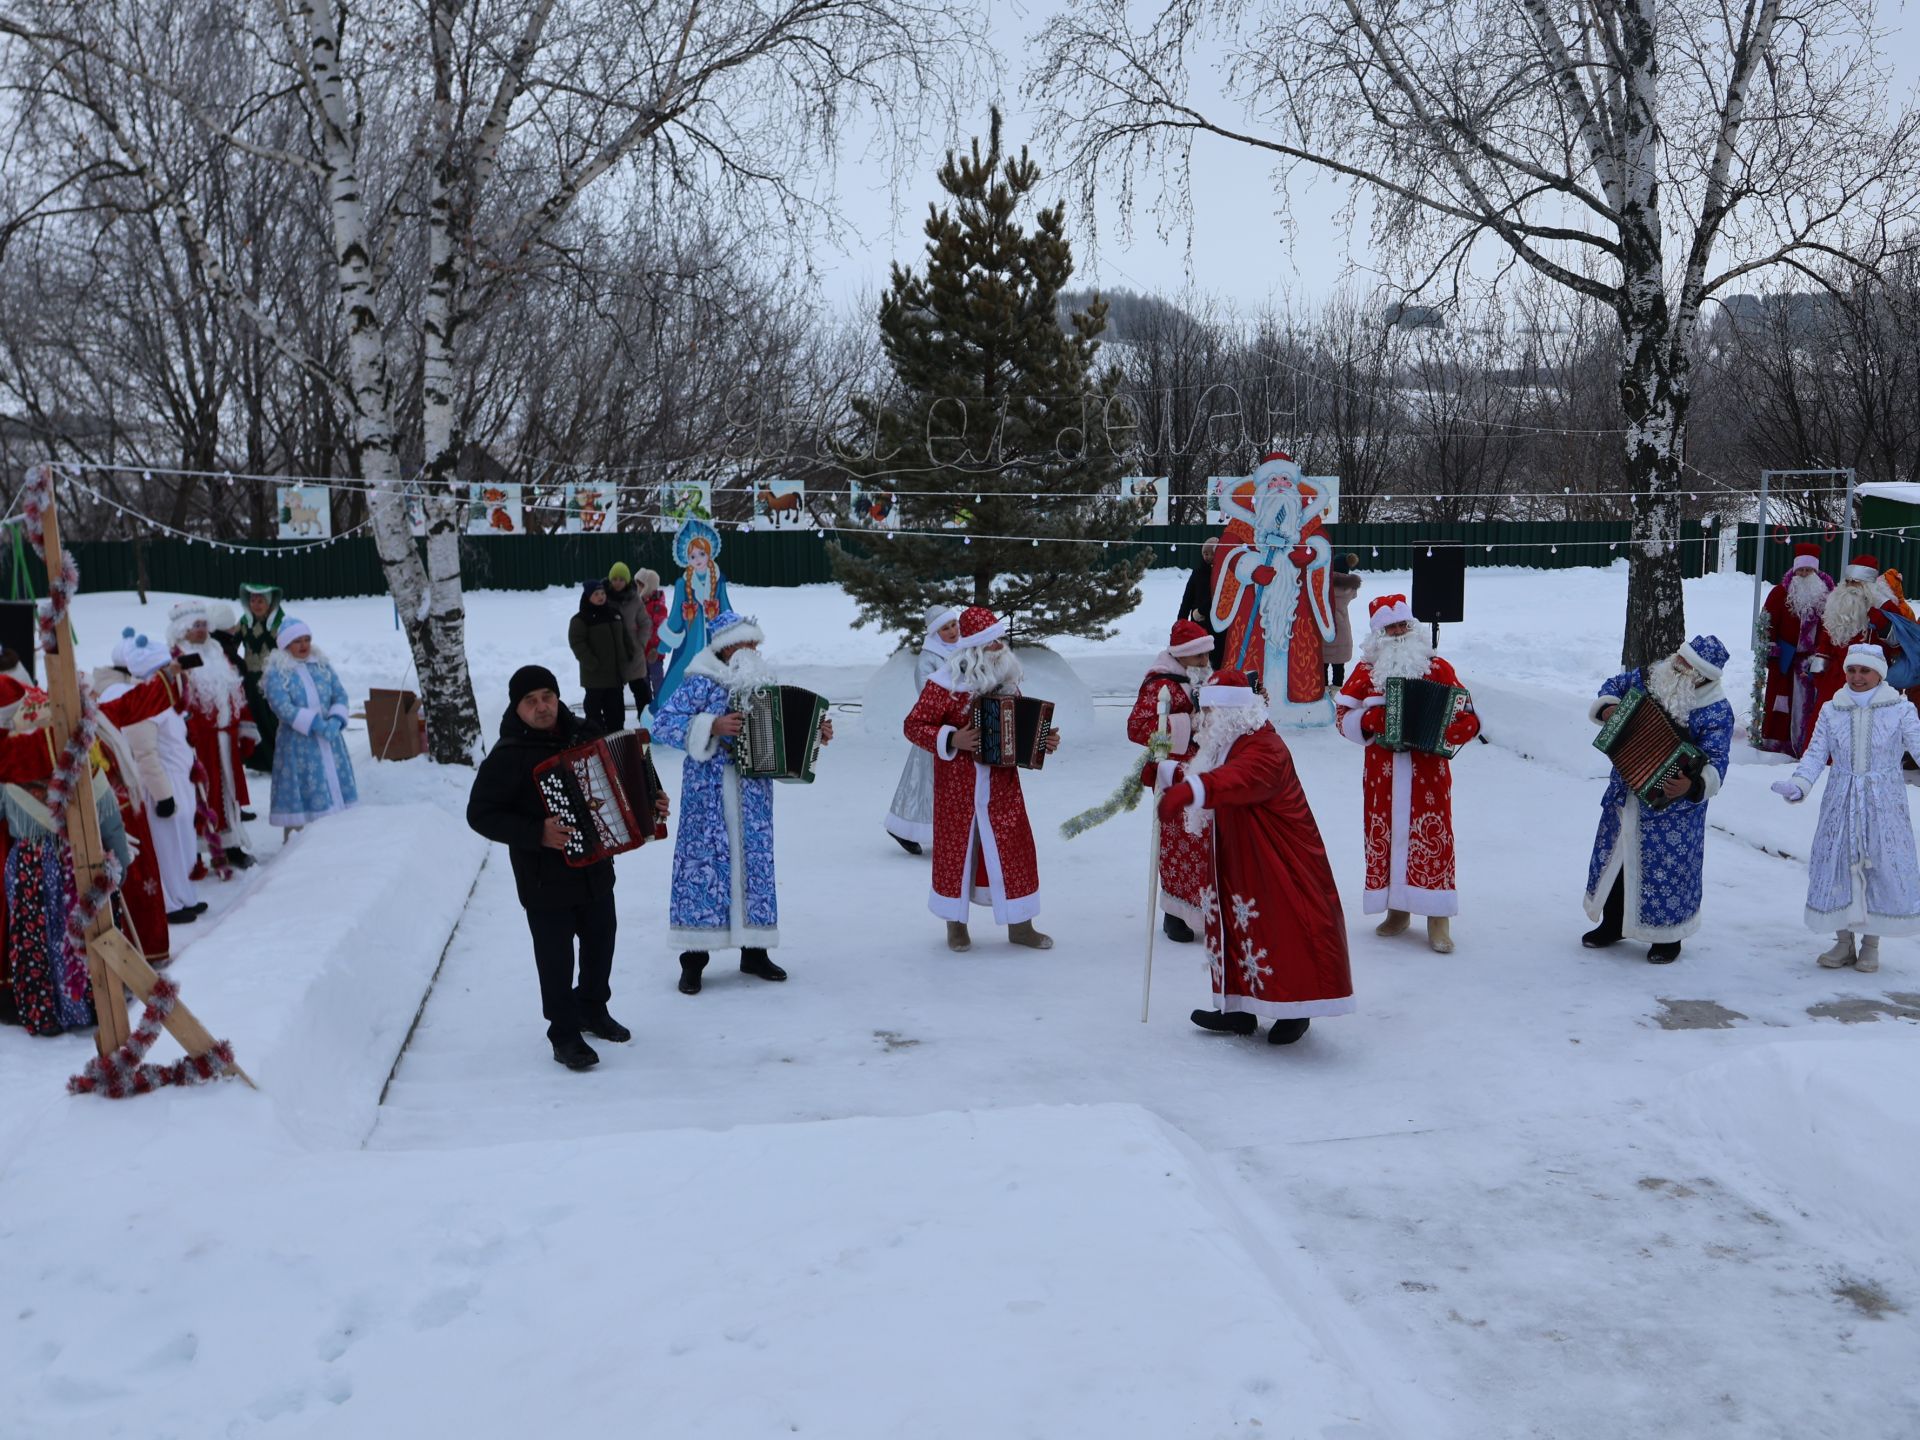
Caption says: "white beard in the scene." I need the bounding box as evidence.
[1646,656,1706,718]
[1823,580,1887,645]
[717,646,774,697]
[953,645,1023,694]
[178,639,242,724]
[1786,570,1829,622]
[1360,629,1435,684]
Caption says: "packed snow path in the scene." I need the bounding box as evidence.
[375,618,1920,1435]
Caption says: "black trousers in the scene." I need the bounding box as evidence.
[1594,875,1625,937]
[582,686,625,736]
[525,893,616,1040]
[627,678,652,720]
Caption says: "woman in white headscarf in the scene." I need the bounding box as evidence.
[883,604,962,855]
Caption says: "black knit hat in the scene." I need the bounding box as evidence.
[508,664,560,706]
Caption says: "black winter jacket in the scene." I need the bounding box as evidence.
[465,703,615,910]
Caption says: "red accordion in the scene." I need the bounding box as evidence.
[533,729,668,867]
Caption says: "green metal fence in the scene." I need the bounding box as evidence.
[0,520,1724,602]
[1734,522,1920,583]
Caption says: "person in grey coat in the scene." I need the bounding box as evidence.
[604,562,654,722]
[1326,554,1362,686]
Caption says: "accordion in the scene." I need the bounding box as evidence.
[738,684,829,783]
[1592,687,1707,811]
[1381,676,1472,758]
[533,729,668,867]
[974,693,1054,770]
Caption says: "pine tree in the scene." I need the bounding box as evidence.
[830,110,1149,645]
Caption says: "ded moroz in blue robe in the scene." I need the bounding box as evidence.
[651,621,780,950]
[1584,640,1734,943]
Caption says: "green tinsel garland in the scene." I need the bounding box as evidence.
[1748,606,1770,746]
[1059,759,1149,839]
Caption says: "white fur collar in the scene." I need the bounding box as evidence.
[1832,682,1904,710]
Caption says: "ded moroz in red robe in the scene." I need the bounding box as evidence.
[1128,659,1208,926]
[1180,723,1353,1020]
[904,672,1042,924]
[1335,656,1481,916]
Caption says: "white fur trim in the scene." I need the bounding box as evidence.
[670,757,779,949]
[1584,799,1702,943]
[1168,633,1214,658]
[1846,563,1880,584]
[1791,554,1819,571]
[1154,759,1181,790]
[292,707,318,736]
[703,619,765,656]
[1337,694,1383,745]
[1170,713,1192,752]
[1588,695,1617,724]
[686,712,721,763]
[1698,763,1723,801]
[936,724,959,762]
[1368,597,1414,632]
[954,617,1009,650]
[1198,684,1261,709]
[1189,774,1208,810]
[1678,641,1723,681]
[1845,644,1889,678]
[1215,994,1356,1020]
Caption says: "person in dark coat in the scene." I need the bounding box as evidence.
[568,580,635,737]
[465,664,667,1070]
[1178,536,1227,669]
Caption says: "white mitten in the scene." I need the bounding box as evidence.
[1771,778,1803,802]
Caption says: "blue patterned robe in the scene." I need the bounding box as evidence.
[1584,669,1734,941]
[262,651,358,827]
[652,653,778,949]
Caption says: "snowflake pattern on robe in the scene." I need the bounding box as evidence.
[1788,684,1920,935]
[652,670,780,946]
[262,652,358,827]
[1584,668,1733,941]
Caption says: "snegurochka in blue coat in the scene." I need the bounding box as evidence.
[262,618,358,830]
[650,610,832,995]
[1581,634,1734,965]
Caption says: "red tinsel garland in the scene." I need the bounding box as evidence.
[66,976,236,1097]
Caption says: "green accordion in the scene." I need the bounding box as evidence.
[737,684,829,783]
[1591,686,1707,811]
[1381,676,1471,758]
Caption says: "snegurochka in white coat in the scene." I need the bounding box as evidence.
[1774,642,1920,974]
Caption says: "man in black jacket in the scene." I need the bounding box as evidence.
[466,664,666,1070]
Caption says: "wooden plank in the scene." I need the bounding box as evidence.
[91,929,255,1088]
[34,475,132,1055]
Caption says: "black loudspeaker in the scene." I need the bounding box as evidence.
[1411,544,1466,625]
[0,601,36,680]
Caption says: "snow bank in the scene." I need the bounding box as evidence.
[0,1103,1431,1439]
[1668,1036,1920,1269]
[177,803,486,1147]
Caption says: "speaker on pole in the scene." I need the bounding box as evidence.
[1411,543,1466,626]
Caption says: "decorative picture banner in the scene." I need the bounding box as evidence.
[276,484,332,540]
[467,482,524,535]
[846,480,897,529]
[750,478,808,530]
[1120,475,1170,527]
[653,480,713,531]
[563,481,618,534]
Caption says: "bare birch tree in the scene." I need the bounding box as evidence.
[1032,0,1920,663]
[0,0,980,758]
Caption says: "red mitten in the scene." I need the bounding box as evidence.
[1250,564,1277,586]
[238,737,257,762]
[1444,705,1481,748]
[1157,782,1195,823]
[1359,707,1387,736]
[1289,545,1314,567]
[1139,758,1159,788]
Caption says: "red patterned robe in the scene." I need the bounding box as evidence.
[1335,657,1480,916]
[1127,662,1208,926]
[173,643,256,848]
[904,674,1041,924]
[1810,606,1894,742]
[1181,724,1352,1019]
[1758,572,1831,754]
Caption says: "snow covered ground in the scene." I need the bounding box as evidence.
[2,566,1918,1438]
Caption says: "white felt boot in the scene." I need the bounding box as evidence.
[1856,935,1880,974]
[1817,931,1855,969]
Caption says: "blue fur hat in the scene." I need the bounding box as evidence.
[1679,635,1728,679]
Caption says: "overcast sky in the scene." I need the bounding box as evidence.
[810,1,1920,325]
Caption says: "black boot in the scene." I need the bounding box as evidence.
[1162,913,1195,944]
[1647,942,1682,965]
[741,948,788,982]
[580,1003,631,1043]
[1190,1009,1257,1035]
[1582,877,1624,948]
[226,849,257,870]
[165,907,198,925]
[889,833,923,856]
[678,951,709,995]
[550,1032,599,1070]
[1267,1018,1311,1046]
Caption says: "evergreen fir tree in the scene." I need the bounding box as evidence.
[830,110,1149,645]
